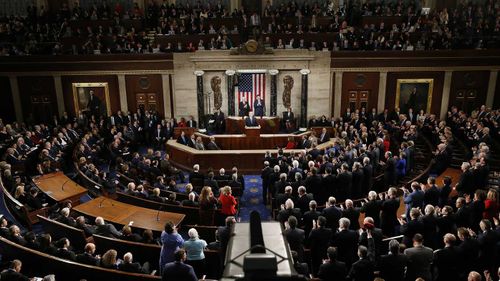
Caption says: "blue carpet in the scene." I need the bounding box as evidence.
[238,175,271,222]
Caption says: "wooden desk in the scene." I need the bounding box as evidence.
[167,138,335,173]
[73,197,185,232]
[34,172,87,205]
[195,132,308,150]
[225,116,280,134]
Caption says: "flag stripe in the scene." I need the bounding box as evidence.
[238,73,266,114]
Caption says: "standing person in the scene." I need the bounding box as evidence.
[162,249,198,281]
[183,228,207,278]
[238,97,250,117]
[404,234,433,281]
[254,95,265,117]
[159,221,184,273]
[219,186,237,218]
[199,186,218,225]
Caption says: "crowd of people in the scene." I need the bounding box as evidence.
[260,103,500,280]
[0,0,498,55]
[0,97,499,280]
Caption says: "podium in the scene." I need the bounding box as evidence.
[244,126,261,137]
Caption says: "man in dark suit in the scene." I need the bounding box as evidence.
[322,197,342,230]
[284,216,305,261]
[454,162,474,196]
[206,137,220,150]
[94,216,122,238]
[336,164,352,202]
[218,216,236,261]
[298,135,311,149]
[238,98,250,117]
[245,111,259,127]
[213,109,225,134]
[404,233,433,281]
[384,151,397,187]
[55,238,77,261]
[177,131,189,146]
[276,186,295,208]
[119,252,150,274]
[342,200,360,230]
[347,245,374,281]
[331,217,359,269]
[188,164,204,184]
[296,186,314,214]
[277,198,302,223]
[433,233,460,281]
[0,260,30,281]
[162,249,198,281]
[87,90,101,117]
[318,127,330,144]
[186,116,197,128]
[282,107,295,131]
[317,247,347,281]
[378,239,408,281]
[253,95,265,117]
[76,243,100,266]
[307,216,333,276]
[261,161,273,205]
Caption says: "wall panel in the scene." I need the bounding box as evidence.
[449,71,489,112]
[17,76,57,124]
[341,72,379,115]
[0,76,15,122]
[125,74,164,115]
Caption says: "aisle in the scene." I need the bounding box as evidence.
[237,175,271,222]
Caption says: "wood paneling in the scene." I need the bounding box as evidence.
[17,76,57,123]
[61,75,119,116]
[0,77,15,123]
[125,75,164,115]
[494,71,500,110]
[341,72,379,114]
[450,71,490,112]
[0,54,173,73]
[386,72,445,115]
[331,50,500,68]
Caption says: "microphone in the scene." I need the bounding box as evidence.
[156,205,163,221]
[98,197,106,208]
[61,178,72,192]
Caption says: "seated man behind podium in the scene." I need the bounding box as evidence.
[245,111,259,127]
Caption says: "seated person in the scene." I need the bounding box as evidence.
[0,260,30,281]
[245,111,259,127]
[118,252,151,274]
[76,243,100,266]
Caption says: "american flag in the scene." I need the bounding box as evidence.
[238,73,265,111]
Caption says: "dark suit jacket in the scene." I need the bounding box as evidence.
[378,253,408,281]
[284,227,305,261]
[277,208,302,223]
[119,262,148,274]
[244,116,259,127]
[0,269,30,281]
[308,227,333,261]
[76,252,100,266]
[347,258,374,281]
[342,207,360,230]
[433,246,460,281]
[331,229,359,266]
[317,260,347,281]
[161,261,197,281]
[404,245,433,281]
[95,224,122,238]
[322,206,342,230]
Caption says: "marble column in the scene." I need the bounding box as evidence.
[9,76,23,122]
[53,75,65,117]
[440,71,453,120]
[377,71,387,112]
[299,69,311,128]
[194,70,205,128]
[162,74,172,118]
[486,70,498,108]
[269,69,279,117]
[334,71,343,117]
[225,70,236,116]
[117,74,128,113]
